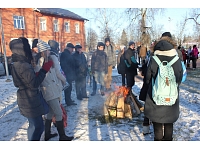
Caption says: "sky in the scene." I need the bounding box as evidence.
[65,8,195,37]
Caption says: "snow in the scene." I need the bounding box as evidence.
[0,67,200,143]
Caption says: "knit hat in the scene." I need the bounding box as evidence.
[9,39,25,56]
[161,32,172,38]
[105,37,110,43]
[129,41,135,46]
[97,42,105,47]
[37,39,51,53]
[66,43,75,48]
[32,39,38,49]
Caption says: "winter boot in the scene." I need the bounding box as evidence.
[56,120,74,141]
[44,119,58,141]
[142,125,150,135]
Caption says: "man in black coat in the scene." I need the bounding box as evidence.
[124,41,139,89]
[60,43,77,106]
[73,44,88,100]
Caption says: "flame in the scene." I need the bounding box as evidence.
[114,86,130,99]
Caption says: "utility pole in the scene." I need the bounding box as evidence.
[0,9,12,82]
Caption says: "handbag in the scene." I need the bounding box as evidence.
[39,91,49,115]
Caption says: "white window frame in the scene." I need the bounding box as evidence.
[53,19,59,32]
[13,15,25,29]
[65,21,70,33]
[75,23,79,34]
[76,42,80,45]
[40,18,47,31]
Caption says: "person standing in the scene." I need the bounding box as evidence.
[117,45,127,86]
[9,37,53,141]
[139,43,147,65]
[73,44,88,100]
[124,41,139,90]
[186,46,192,67]
[35,39,74,141]
[104,37,116,91]
[60,43,77,106]
[181,46,187,64]
[91,42,108,96]
[191,45,199,69]
[144,33,183,141]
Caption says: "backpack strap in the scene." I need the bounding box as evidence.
[152,55,161,66]
[168,56,179,66]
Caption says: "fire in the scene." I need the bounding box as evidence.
[114,86,130,99]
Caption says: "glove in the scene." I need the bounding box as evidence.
[112,66,115,69]
[42,60,53,72]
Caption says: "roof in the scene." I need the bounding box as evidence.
[35,8,89,21]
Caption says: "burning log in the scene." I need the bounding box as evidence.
[104,86,143,119]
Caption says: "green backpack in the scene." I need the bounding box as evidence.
[152,55,179,106]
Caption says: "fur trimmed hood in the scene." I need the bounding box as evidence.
[153,36,177,51]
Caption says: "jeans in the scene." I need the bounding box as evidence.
[27,115,44,141]
[94,71,105,92]
[192,57,197,68]
[75,77,87,98]
[93,76,97,92]
[121,74,126,86]
[126,72,135,88]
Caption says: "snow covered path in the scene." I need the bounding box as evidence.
[0,68,200,141]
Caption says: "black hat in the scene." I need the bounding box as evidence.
[48,40,59,51]
[154,40,173,51]
[75,45,82,49]
[66,43,75,48]
[32,39,38,49]
[129,41,135,46]
[161,32,172,38]
[97,42,105,47]
[105,37,110,43]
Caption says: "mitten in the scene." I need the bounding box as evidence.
[42,60,53,72]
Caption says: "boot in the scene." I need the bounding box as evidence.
[44,119,58,141]
[56,120,74,141]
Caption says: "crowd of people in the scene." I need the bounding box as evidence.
[8,31,199,141]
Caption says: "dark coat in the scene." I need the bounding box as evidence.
[144,40,183,124]
[124,48,138,75]
[73,51,88,79]
[91,50,108,73]
[60,49,75,82]
[117,50,126,74]
[10,39,47,118]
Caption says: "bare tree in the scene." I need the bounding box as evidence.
[86,27,98,51]
[126,8,165,47]
[120,29,128,47]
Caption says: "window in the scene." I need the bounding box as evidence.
[75,23,79,34]
[40,18,46,31]
[54,20,59,32]
[65,22,70,32]
[76,42,80,45]
[13,16,25,29]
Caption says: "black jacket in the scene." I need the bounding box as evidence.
[91,50,108,73]
[11,53,47,118]
[117,50,126,74]
[60,49,75,82]
[124,48,138,75]
[73,51,88,79]
[144,40,183,124]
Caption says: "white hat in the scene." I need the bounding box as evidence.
[37,39,51,52]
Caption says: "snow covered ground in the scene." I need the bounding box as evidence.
[0,67,200,142]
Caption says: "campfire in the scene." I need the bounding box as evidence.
[104,86,143,119]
